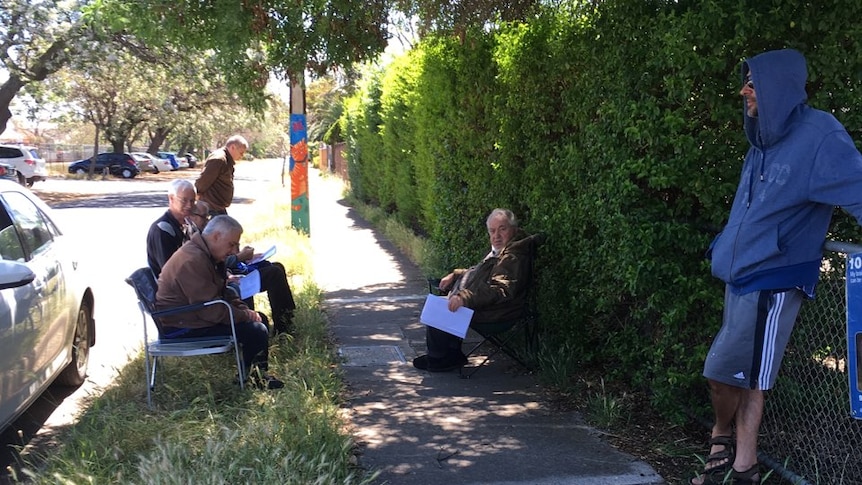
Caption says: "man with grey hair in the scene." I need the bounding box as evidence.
[156,215,283,389]
[413,208,538,372]
[195,134,249,215]
[147,179,196,277]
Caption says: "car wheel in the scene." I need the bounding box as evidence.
[120,168,134,178]
[56,302,92,387]
[74,168,86,175]
[152,168,160,174]
[25,177,35,187]
[17,173,26,186]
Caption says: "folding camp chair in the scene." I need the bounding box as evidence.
[125,267,245,408]
[430,233,545,378]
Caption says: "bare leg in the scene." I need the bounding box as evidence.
[709,379,740,438]
[733,388,763,472]
[691,379,741,485]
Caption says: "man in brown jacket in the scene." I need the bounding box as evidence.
[195,135,248,215]
[413,208,537,372]
[155,214,283,389]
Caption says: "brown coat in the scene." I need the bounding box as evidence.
[155,233,253,329]
[195,147,235,213]
[451,230,537,323]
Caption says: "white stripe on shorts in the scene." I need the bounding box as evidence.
[758,291,785,389]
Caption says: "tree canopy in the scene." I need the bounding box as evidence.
[92,0,391,108]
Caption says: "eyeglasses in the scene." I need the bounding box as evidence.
[744,79,754,90]
[191,212,210,220]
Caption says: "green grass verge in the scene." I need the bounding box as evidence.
[14,185,375,484]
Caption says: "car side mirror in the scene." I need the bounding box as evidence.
[0,260,36,290]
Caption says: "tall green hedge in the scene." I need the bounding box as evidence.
[340,0,862,418]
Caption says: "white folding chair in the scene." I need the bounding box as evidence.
[125,267,245,408]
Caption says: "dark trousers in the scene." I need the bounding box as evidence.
[242,262,297,331]
[164,321,270,373]
[426,326,463,358]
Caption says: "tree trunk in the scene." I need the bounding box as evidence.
[0,37,71,136]
[147,127,172,153]
[89,126,100,179]
[0,75,26,137]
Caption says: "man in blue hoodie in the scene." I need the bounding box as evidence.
[694,49,862,485]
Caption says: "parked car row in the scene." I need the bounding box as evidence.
[0,144,48,187]
[0,145,200,182]
[67,151,200,178]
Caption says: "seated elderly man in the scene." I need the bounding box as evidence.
[413,208,538,372]
[187,200,297,335]
[147,179,196,277]
[155,215,284,389]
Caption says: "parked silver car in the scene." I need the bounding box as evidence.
[131,152,173,173]
[0,144,48,187]
[0,180,96,432]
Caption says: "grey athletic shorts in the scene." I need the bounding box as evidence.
[703,286,804,390]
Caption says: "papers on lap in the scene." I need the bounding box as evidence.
[238,270,261,299]
[249,245,276,265]
[420,294,473,338]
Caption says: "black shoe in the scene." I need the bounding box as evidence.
[250,373,285,390]
[273,314,295,337]
[273,323,295,337]
[412,354,431,370]
[413,352,468,372]
[426,352,468,372]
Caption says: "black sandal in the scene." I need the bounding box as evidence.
[690,435,735,485]
[730,464,760,484]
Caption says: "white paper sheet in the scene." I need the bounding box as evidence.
[419,294,473,338]
[237,269,261,299]
[249,245,277,265]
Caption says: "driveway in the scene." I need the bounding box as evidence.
[0,159,289,481]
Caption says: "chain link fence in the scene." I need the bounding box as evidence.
[759,241,862,484]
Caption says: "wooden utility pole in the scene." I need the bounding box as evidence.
[289,76,310,234]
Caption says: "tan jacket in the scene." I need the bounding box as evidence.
[155,233,253,329]
[195,148,235,213]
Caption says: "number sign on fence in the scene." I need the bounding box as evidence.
[846,252,862,419]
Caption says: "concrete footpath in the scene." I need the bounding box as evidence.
[308,171,665,485]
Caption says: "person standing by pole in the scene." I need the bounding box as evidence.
[195,134,248,216]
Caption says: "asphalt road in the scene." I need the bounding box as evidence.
[0,158,290,481]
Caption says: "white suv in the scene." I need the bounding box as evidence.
[0,144,48,186]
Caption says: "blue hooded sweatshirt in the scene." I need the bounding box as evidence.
[710,49,862,296]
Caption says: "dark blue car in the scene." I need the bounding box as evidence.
[68,153,139,179]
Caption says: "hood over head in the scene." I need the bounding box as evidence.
[743,49,808,147]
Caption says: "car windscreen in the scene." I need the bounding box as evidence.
[1,191,55,259]
[0,198,26,262]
